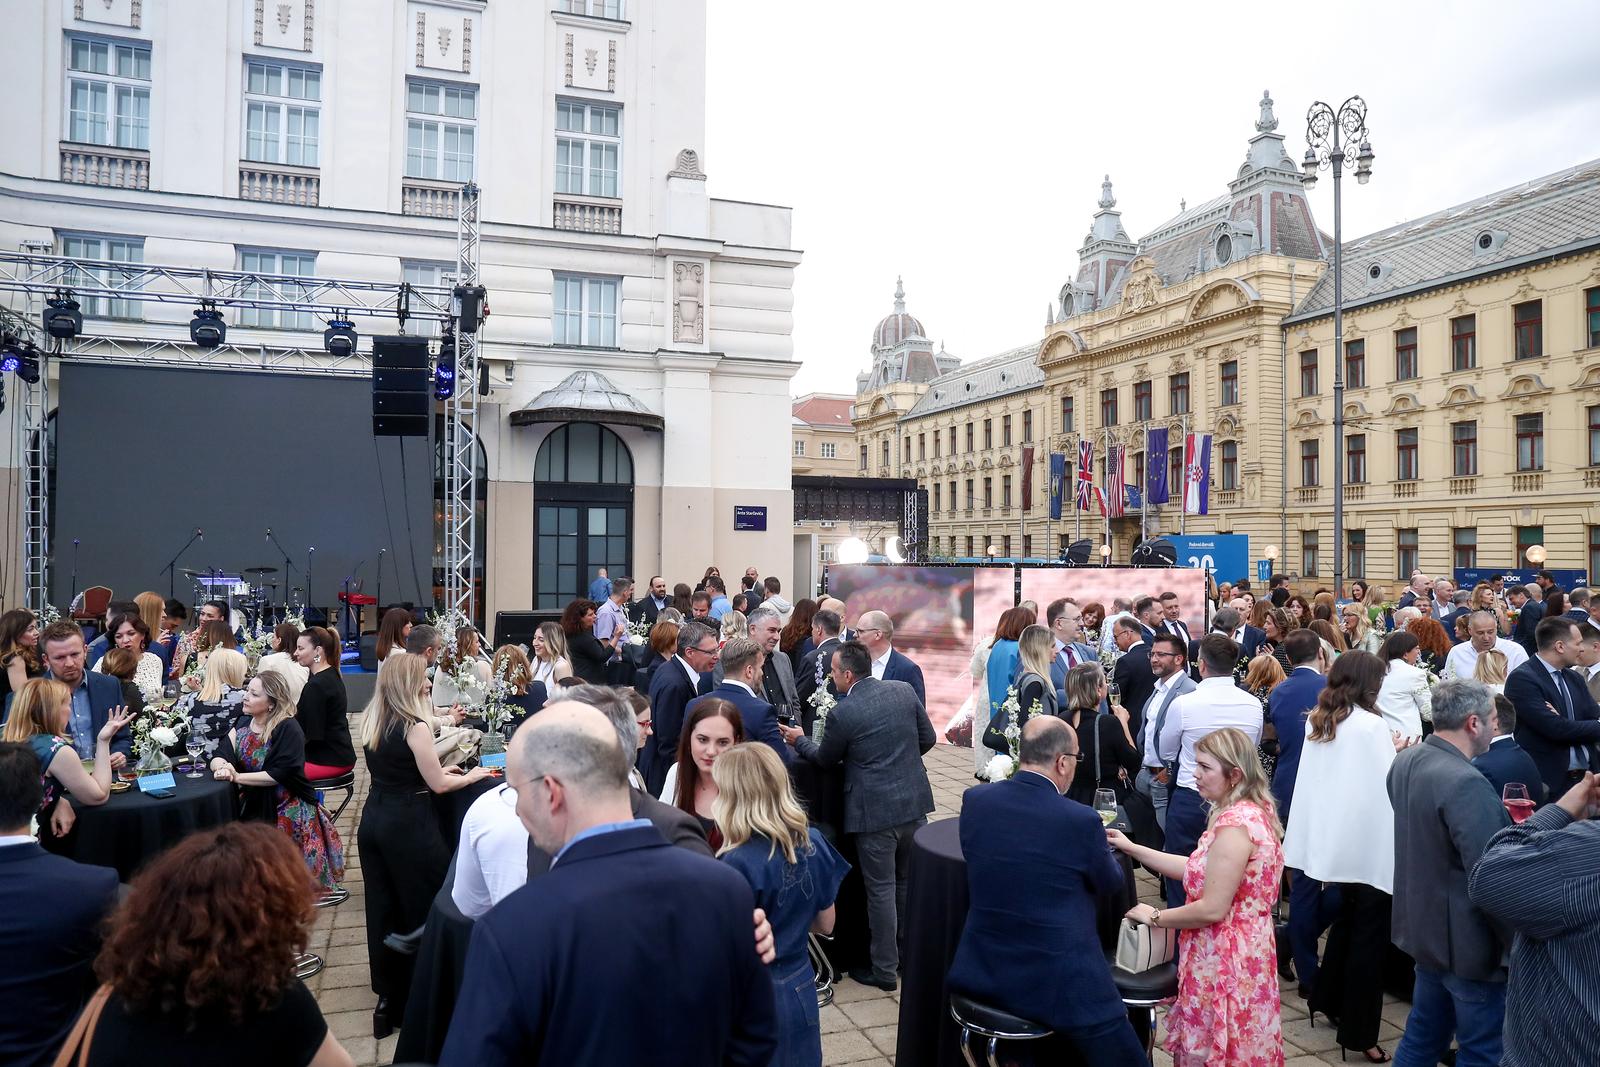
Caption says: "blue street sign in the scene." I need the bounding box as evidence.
[1257,559,1272,584]
[1166,534,1249,583]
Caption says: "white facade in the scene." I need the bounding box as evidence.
[0,0,800,620]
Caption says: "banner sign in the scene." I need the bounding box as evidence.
[1167,534,1249,583]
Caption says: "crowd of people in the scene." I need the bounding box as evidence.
[6,562,1600,1067]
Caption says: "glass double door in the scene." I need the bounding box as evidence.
[535,501,630,610]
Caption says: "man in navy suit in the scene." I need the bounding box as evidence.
[1132,595,1163,645]
[1474,694,1547,805]
[1111,619,1155,738]
[1158,591,1193,650]
[644,621,720,796]
[0,743,120,1067]
[1505,616,1600,804]
[40,622,132,765]
[1508,585,1545,658]
[1046,598,1096,710]
[857,610,926,707]
[796,609,843,722]
[947,716,1146,1065]
[1270,629,1335,994]
[687,637,790,766]
[441,704,776,1067]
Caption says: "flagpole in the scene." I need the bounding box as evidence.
[1103,427,1111,560]
[1018,445,1026,559]
[1141,424,1149,544]
[1180,415,1188,537]
[1047,442,1055,559]
[1074,434,1082,543]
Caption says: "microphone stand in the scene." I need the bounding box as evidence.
[342,559,366,643]
[376,549,386,613]
[266,528,300,613]
[161,528,204,600]
[69,539,80,608]
[306,548,316,624]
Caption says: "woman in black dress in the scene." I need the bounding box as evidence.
[292,626,356,779]
[662,697,744,850]
[356,653,492,1038]
[561,599,609,684]
[0,607,44,705]
[1062,662,1141,806]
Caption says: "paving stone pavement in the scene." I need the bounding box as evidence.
[315,741,1410,1066]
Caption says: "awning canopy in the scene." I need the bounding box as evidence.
[509,370,664,432]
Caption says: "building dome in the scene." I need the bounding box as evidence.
[872,277,926,348]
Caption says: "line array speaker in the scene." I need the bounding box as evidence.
[371,335,431,437]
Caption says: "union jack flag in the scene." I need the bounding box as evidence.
[1106,444,1126,518]
[1075,439,1094,510]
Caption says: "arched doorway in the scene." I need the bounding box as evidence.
[533,422,633,609]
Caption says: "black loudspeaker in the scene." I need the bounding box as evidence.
[1132,538,1179,567]
[494,610,550,650]
[1062,539,1094,567]
[358,632,379,672]
[372,335,431,437]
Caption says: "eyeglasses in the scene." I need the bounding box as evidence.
[692,645,718,657]
[498,775,547,807]
[1058,751,1086,764]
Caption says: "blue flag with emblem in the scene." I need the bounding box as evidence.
[1146,427,1169,504]
[1048,452,1066,520]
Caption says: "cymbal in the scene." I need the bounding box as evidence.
[244,566,280,575]
[181,568,210,578]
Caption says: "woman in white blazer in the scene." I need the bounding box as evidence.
[1374,631,1432,740]
[1282,650,1404,1064]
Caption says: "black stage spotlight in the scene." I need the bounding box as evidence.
[1062,539,1094,567]
[0,334,21,372]
[16,343,40,385]
[190,301,226,348]
[43,293,82,340]
[452,284,487,334]
[324,317,357,357]
[1131,537,1178,567]
[434,330,457,400]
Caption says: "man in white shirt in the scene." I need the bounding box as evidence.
[1099,598,1135,656]
[857,610,926,707]
[1444,611,1529,681]
[592,576,633,662]
[1155,632,1264,907]
[453,780,532,919]
[1136,632,1198,831]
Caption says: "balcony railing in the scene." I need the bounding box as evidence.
[1294,487,1320,504]
[60,143,149,190]
[1586,469,1600,489]
[1449,476,1477,496]
[1344,484,1366,502]
[553,194,623,234]
[239,162,320,207]
[1213,489,1240,508]
[1394,481,1418,498]
[1512,472,1543,492]
[402,178,462,218]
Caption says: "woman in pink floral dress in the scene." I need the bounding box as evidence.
[1108,726,1285,1067]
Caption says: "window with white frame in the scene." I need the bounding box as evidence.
[66,37,150,149]
[401,261,456,336]
[820,441,837,460]
[406,81,476,182]
[243,60,321,167]
[557,0,625,16]
[238,250,316,330]
[555,101,621,198]
[553,274,619,347]
[58,234,144,319]
[793,440,805,457]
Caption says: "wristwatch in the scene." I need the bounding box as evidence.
[1151,909,1162,928]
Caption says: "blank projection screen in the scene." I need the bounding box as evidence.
[53,363,435,616]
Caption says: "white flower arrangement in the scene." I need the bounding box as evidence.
[149,725,179,748]
[35,603,63,628]
[241,619,274,672]
[132,701,191,763]
[808,686,837,742]
[982,686,1033,781]
[1098,646,1119,677]
[482,655,525,733]
[624,616,651,646]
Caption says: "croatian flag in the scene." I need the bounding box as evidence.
[1183,433,1212,515]
[1106,445,1126,518]
[1146,427,1169,504]
[1075,440,1094,511]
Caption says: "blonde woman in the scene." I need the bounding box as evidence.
[719,609,748,646]
[2,677,132,841]
[1341,601,1382,655]
[1472,648,1510,694]
[1471,582,1509,634]
[1109,728,1285,1066]
[210,669,345,892]
[490,643,543,720]
[180,647,248,758]
[357,653,491,1030]
[433,626,491,708]
[530,622,572,687]
[714,743,849,1067]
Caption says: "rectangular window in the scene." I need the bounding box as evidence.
[555,99,621,198]
[1453,528,1478,570]
[552,274,619,347]
[1451,314,1476,370]
[243,60,321,167]
[1514,300,1543,360]
[932,483,940,511]
[858,444,867,471]
[1219,440,1238,490]
[1394,327,1418,381]
[999,536,1010,558]
[983,478,993,509]
[1022,410,1033,442]
[1346,433,1366,484]
[1300,439,1320,486]
[1452,421,1478,476]
[1169,372,1190,415]
[903,437,910,465]
[1517,526,1544,561]
[1220,360,1239,405]
[238,249,315,330]
[820,441,837,460]
[793,439,805,458]
[948,427,956,454]
[67,37,151,149]
[1344,339,1365,389]
[1133,450,1146,489]
[1023,535,1033,558]
[917,433,926,460]
[1589,405,1600,466]
[1002,475,1012,508]
[965,479,973,510]
[1347,530,1366,578]
[401,261,456,336]
[983,420,993,449]
[1590,528,1600,591]
[406,80,477,181]
[966,536,975,558]
[1100,388,1118,426]
[58,234,143,319]
[965,423,974,452]
[932,430,940,458]
[1396,428,1419,481]
[558,0,624,16]
[1169,448,1183,497]
[1002,415,1012,447]
[948,481,956,514]
[881,440,889,470]
[1302,531,1319,577]
[1515,414,1543,470]
[1299,349,1318,397]
[1133,380,1152,421]
[1397,529,1418,579]
[1061,395,1075,432]
[1588,288,1600,349]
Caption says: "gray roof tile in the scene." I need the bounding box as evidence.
[903,342,1044,420]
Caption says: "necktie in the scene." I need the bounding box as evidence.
[1064,646,1078,668]
[1554,669,1585,771]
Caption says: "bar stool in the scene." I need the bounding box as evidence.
[808,932,836,1007]
[310,770,357,908]
[293,952,324,980]
[948,992,1054,1067]
[1109,956,1179,1058]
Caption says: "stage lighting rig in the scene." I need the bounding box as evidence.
[452,284,487,334]
[324,316,357,357]
[16,343,40,384]
[0,333,21,371]
[43,292,82,339]
[434,330,457,400]
[189,301,226,348]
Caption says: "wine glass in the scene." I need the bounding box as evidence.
[1501,783,1534,824]
[1094,788,1119,828]
[185,735,205,778]
[163,680,180,706]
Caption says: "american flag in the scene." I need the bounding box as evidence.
[1075,439,1094,510]
[1106,443,1126,517]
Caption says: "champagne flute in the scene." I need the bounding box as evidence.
[1501,783,1534,824]
[1094,788,1119,828]
[185,735,205,778]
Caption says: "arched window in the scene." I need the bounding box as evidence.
[533,423,634,610]
[534,422,633,484]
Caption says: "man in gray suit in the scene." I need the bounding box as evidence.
[715,605,799,725]
[1134,631,1197,831]
[1386,678,1510,1067]
[780,640,935,991]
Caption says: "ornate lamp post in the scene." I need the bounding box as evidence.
[1301,97,1373,600]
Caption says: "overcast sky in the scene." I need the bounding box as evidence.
[705,0,1600,396]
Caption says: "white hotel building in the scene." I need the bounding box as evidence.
[0,0,800,620]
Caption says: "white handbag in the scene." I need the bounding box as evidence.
[1114,916,1176,973]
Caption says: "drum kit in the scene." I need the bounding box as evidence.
[181,565,300,629]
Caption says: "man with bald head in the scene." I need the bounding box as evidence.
[857,609,926,708]
[948,717,1145,1063]
[441,702,777,1066]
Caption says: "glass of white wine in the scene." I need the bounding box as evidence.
[185,735,205,778]
[1094,788,1119,828]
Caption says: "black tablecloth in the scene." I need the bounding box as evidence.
[68,774,237,881]
[790,757,871,975]
[394,855,472,1065]
[895,816,1137,1067]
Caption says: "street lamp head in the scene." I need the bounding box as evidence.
[1301,146,1319,188]
[1524,544,1547,566]
[1355,140,1375,185]
[1264,544,1280,562]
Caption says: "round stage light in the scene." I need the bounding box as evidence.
[837,537,870,565]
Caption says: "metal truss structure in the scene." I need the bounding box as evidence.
[442,182,482,623]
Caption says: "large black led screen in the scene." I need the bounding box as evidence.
[53,363,435,615]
